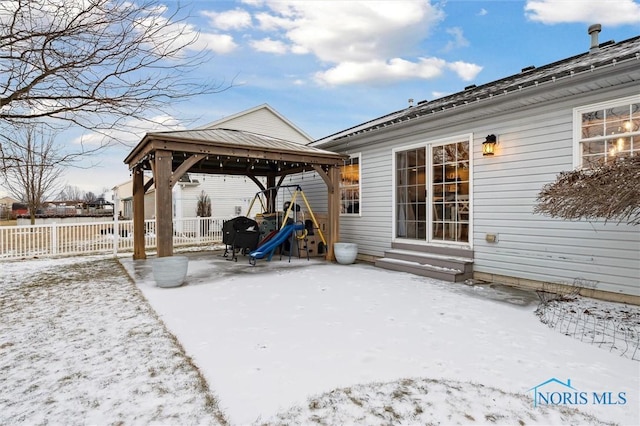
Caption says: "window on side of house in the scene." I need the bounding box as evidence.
[340,155,360,215]
[575,96,640,168]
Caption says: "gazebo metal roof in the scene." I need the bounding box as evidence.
[124,128,346,178]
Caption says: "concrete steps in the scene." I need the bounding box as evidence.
[375,242,473,282]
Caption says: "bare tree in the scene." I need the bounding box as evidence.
[57,185,85,202]
[534,155,640,226]
[1,126,65,224]
[84,191,98,203]
[197,190,212,217]
[58,185,85,202]
[0,0,225,141]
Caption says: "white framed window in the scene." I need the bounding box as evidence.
[574,95,640,168]
[340,154,360,215]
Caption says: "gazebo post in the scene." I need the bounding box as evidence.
[266,175,276,213]
[327,165,341,261]
[154,149,174,257]
[132,167,146,260]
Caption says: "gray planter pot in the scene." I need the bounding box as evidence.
[334,242,358,265]
[152,256,189,288]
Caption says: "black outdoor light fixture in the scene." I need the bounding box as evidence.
[483,134,497,156]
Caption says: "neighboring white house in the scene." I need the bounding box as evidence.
[197,103,313,144]
[297,27,640,303]
[175,104,313,218]
[173,172,258,219]
[113,175,155,219]
[0,195,18,220]
[118,104,314,220]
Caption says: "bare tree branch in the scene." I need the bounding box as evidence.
[0,0,227,136]
[534,155,640,226]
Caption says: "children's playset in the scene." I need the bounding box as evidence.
[221,185,328,265]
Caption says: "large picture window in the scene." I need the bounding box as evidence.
[340,155,360,214]
[575,96,640,168]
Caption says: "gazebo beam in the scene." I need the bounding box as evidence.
[311,165,333,192]
[126,139,341,169]
[170,154,206,187]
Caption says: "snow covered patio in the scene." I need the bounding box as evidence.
[121,250,638,425]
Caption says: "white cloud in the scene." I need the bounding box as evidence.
[135,6,238,55]
[431,91,450,99]
[200,1,483,86]
[255,12,296,31]
[447,61,483,81]
[72,115,186,147]
[266,1,444,63]
[201,9,252,30]
[251,1,483,86]
[525,0,640,25]
[290,44,309,55]
[478,8,488,16]
[250,37,288,54]
[190,32,238,54]
[240,0,265,7]
[315,57,447,86]
[443,27,469,52]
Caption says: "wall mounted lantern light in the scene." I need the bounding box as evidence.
[483,134,497,156]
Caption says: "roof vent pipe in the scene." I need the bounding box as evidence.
[588,24,601,53]
[408,98,414,107]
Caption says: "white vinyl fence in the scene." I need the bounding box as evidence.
[0,217,225,260]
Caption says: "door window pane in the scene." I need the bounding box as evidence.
[432,140,469,243]
[396,147,426,239]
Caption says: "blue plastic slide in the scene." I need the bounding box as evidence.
[249,223,305,264]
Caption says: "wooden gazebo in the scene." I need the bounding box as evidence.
[123,128,347,260]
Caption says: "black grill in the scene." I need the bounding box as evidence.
[222,216,260,261]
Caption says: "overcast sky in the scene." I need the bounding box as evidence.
[2,0,639,197]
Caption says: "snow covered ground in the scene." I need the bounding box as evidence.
[0,255,227,425]
[1,250,638,425]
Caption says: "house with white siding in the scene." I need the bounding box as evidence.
[174,104,313,218]
[297,26,639,304]
[113,176,155,219]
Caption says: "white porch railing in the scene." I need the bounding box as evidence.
[0,217,226,260]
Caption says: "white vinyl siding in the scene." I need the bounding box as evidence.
[171,104,310,219]
[204,107,311,144]
[174,174,263,218]
[474,98,638,297]
[319,85,639,297]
